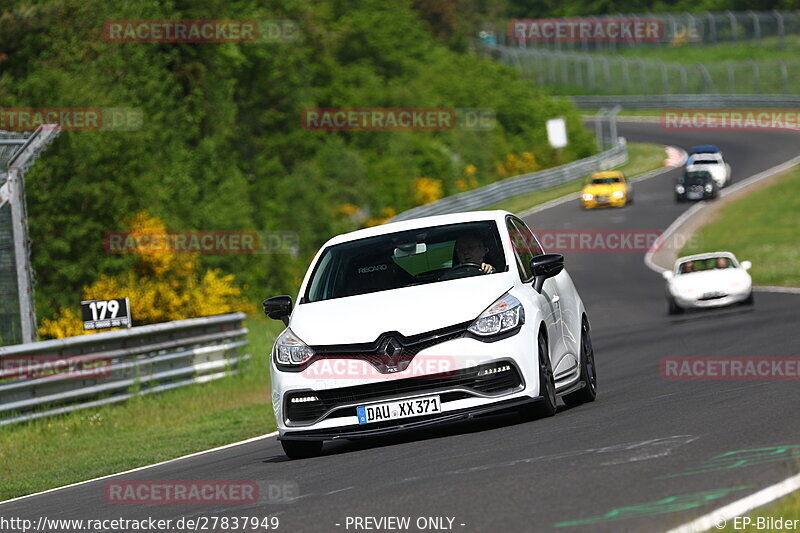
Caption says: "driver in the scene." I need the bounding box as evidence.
[715,257,731,269]
[454,235,495,274]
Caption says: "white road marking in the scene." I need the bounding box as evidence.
[663,472,800,533]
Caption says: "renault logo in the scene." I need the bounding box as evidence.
[379,337,403,357]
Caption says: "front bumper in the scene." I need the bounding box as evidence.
[279,397,537,441]
[270,326,539,436]
[582,196,626,208]
[674,288,751,309]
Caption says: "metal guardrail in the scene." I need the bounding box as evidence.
[0,312,250,425]
[392,140,627,222]
[568,94,800,109]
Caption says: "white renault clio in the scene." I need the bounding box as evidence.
[264,211,596,459]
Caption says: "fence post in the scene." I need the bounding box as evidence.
[727,62,736,94]
[750,60,761,93]
[608,106,622,148]
[706,12,717,45]
[748,11,761,44]
[622,58,631,93]
[696,63,717,94]
[659,60,669,93]
[596,108,608,152]
[726,11,738,42]
[637,58,648,93]
[779,60,789,94]
[774,10,785,50]
[679,64,688,93]
[587,56,596,90]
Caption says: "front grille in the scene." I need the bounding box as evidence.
[285,362,522,423]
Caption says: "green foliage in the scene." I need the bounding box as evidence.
[0,0,595,319]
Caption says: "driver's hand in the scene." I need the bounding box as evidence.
[481,262,495,274]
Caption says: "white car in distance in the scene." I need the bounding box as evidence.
[685,152,731,189]
[663,252,753,315]
[263,211,597,459]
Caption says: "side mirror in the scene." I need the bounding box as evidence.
[662,270,674,280]
[530,254,565,293]
[741,261,752,270]
[263,295,293,326]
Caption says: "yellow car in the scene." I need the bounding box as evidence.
[581,171,633,209]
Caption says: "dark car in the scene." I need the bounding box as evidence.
[676,170,719,202]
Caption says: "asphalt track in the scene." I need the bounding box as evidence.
[2,123,800,533]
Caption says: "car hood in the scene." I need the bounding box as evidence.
[670,269,750,293]
[687,163,724,176]
[583,183,624,195]
[290,273,515,345]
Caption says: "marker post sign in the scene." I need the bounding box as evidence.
[81,298,132,330]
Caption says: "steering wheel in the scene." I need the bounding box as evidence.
[439,262,483,280]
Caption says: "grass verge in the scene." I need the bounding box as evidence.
[0,314,284,502]
[680,166,800,287]
[489,142,666,214]
[721,489,800,532]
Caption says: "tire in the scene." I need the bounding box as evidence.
[519,333,557,421]
[563,319,597,407]
[675,194,683,203]
[668,297,684,315]
[281,440,323,459]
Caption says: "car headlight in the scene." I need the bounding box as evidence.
[675,185,685,194]
[468,293,524,336]
[274,328,315,365]
[612,190,624,199]
[582,193,594,201]
[705,184,713,192]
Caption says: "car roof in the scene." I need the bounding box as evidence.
[689,145,721,154]
[321,210,512,247]
[674,251,737,267]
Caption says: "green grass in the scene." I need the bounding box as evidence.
[681,167,800,287]
[613,36,800,62]
[490,142,665,214]
[721,490,800,532]
[0,313,284,502]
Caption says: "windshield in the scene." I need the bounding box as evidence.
[691,159,719,165]
[678,257,736,274]
[590,177,621,184]
[305,221,507,302]
[679,171,712,184]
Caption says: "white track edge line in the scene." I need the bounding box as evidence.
[0,431,279,506]
[664,472,800,533]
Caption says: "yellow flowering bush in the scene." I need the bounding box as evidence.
[412,177,443,206]
[365,207,397,227]
[498,151,540,178]
[39,212,254,339]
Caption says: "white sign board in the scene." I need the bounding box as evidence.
[546,118,568,148]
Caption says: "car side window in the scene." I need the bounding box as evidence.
[507,217,542,282]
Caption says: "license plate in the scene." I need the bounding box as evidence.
[596,196,608,203]
[687,192,703,199]
[356,395,441,424]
